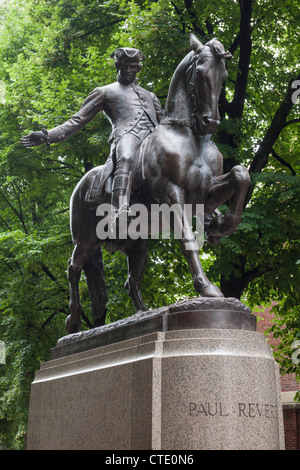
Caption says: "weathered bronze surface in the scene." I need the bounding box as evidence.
[22,35,251,334]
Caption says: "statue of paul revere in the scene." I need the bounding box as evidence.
[21,35,251,334]
[21,47,163,219]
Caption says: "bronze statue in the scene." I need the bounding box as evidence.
[21,46,163,218]
[21,35,250,334]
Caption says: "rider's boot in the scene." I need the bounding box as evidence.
[110,172,131,238]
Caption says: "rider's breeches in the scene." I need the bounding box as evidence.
[112,133,141,211]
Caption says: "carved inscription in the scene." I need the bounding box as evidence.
[237,402,278,419]
[189,402,278,419]
[189,402,229,417]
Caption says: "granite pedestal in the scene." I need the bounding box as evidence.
[27,298,284,450]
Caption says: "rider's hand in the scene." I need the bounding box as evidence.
[21,131,46,148]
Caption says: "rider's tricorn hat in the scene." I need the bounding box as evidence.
[111,47,145,62]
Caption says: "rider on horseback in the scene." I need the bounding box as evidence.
[21,47,163,219]
[21,35,250,334]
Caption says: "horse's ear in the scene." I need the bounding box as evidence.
[190,34,204,54]
[221,51,232,60]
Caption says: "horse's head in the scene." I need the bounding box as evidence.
[189,34,232,135]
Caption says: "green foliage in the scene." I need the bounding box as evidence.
[0,0,299,448]
[268,301,300,381]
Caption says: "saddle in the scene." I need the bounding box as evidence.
[85,155,114,205]
[84,134,151,205]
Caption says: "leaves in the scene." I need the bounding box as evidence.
[0,0,299,448]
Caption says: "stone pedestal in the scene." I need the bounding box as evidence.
[27,298,284,450]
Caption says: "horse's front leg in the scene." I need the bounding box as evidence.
[204,165,250,243]
[83,247,108,328]
[166,190,223,297]
[181,237,223,296]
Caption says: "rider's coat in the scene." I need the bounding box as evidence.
[48,81,163,146]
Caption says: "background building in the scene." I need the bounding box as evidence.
[257,306,300,450]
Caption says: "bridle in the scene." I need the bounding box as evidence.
[160,52,207,133]
[160,41,231,133]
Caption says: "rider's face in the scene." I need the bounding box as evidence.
[118,61,140,84]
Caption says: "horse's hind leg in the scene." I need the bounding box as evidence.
[124,239,149,312]
[66,244,86,334]
[83,247,108,327]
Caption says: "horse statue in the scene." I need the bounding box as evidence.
[63,34,250,334]
[21,34,250,334]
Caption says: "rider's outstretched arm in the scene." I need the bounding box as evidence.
[21,87,104,148]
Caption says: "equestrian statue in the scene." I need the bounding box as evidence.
[21,34,250,334]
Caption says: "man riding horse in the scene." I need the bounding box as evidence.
[21,47,163,219]
[21,35,251,334]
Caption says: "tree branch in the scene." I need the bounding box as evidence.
[245,72,300,204]
[184,0,206,37]
[41,309,93,330]
[170,1,186,34]
[70,19,125,41]
[41,310,63,330]
[243,264,274,286]
[229,33,240,56]
[228,0,253,119]
[249,73,300,175]
[41,263,68,295]
[0,215,12,231]
[221,261,274,298]
[0,190,28,234]
[205,18,214,35]
[271,148,297,176]
[229,17,264,56]
[10,180,28,235]
[282,118,300,129]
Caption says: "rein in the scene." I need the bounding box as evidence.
[160,54,202,133]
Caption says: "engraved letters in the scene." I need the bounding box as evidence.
[189,401,278,419]
[189,402,229,417]
[238,402,278,419]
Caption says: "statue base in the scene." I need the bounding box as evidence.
[27,298,284,450]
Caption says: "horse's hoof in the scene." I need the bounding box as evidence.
[200,283,224,297]
[65,315,81,334]
[94,318,105,328]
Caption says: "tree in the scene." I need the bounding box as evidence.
[0,0,299,448]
